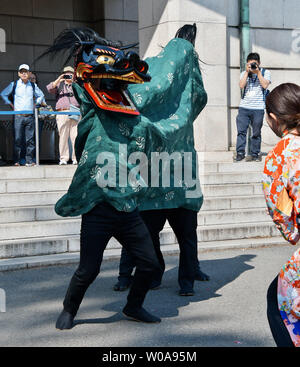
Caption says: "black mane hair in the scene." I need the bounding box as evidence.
[175,23,197,46]
[36,27,123,66]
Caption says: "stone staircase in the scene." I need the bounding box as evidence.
[0,155,286,271]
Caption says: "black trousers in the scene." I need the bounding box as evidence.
[63,203,161,317]
[266,276,295,347]
[118,208,199,290]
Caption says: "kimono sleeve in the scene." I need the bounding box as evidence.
[262,149,300,245]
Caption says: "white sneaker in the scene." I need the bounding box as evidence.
[59,160,67,165]
[72,160,78,165]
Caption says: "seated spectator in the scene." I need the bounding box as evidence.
[46,66,80,165]
[0,64,45,167]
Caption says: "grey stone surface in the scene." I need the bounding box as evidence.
[12,17,53,45]
[32,0,74,20]
[0,44,34,71]
[0,246,295,347]
[0,0,33,16]
[250,0,284,28]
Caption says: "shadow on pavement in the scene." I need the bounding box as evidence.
[100,253,256,320]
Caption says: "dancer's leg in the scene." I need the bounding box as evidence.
[140,210,167,286]
[113,246,135,291]
[56,203,113,329]
[167,208,199,294]
[113,209,162,322]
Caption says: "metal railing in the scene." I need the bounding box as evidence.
[0,108,80,166]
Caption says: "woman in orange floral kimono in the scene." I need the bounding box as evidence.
[263,83,300,347]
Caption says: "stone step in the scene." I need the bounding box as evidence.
[0,204,269,225]
[0,218,81,241]
[182,221,279,243]
[0,193,267,228]
[0,236,286,272]
[0,220,278,258]
[0,235,119,259]
[0,178,266,208]
[4,178,71,193]
[0,205,76,223]
[0,165,76,180]
[0,161,265,183]
[201,195,265,211]
[199,171,262,185]
[0,175,264,196]
[198,208,270,226]
[197,151,239,162]
[202,183,263,197]
[0,191,63,208]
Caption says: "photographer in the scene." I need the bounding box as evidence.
[234,52,271,162]
[46,66,79,165]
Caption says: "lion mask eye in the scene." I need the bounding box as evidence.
[96,55,115,65]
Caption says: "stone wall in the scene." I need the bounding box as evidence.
[229,0,300,152]
[139,0,300,153]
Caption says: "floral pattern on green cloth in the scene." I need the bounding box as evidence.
[55,38,207,217]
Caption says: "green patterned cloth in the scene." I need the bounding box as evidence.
[55,38,207,217]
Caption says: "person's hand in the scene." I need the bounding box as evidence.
[9,103,14,110]
[53,74,66,88]
[246,63,251,73]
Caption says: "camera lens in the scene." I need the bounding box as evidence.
[250,62,257,70]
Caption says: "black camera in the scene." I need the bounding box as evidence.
[64,74,72,80]
[250,62,259,70]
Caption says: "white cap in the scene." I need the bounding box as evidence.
[18,64,30,71]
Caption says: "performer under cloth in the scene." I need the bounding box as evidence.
[112,24,210,296]
[38,27,163,329]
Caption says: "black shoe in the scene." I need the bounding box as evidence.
[195,270,210,281]
[179,289,195,296]
[149,279,161,290]
[56,310,74,330]
[113,277,133,291]
[234,153,245,162]
[122,306,161,323]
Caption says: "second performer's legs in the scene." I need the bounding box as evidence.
[113,209,162,322]
[167,208,199,294]
[140,210,167,286]
[114,209,167,291]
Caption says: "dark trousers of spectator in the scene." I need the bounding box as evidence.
[266,276,295,347]
[236,107,264,157]
[118,208,199,291]
[62,202,161,317]
[20,120,43,164]
[14,114,35,164]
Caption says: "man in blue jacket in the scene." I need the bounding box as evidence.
[0,64,45,166]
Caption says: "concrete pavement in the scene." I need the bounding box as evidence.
[0,244,296,347]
